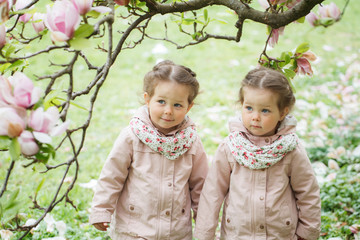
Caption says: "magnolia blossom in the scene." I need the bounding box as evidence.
[306,2,341,27]
[18,130,39,155]
[319,2,341,20]
[0,229,13,240]
[32,13,46,33]
[0,23,6,48]
[305,12,319,27]
[45,0,81,42]
[71,0,111,15]
[0,107,26,138]
[15,0,32,23]
[268,27,284,47]
[0,72,42,108]
[295,51,317,76]
[71,0,92,15]
[114,0,130,6]
[29,107,69,144]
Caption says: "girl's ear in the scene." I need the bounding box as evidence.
[186,102,194,113]
[280,107,289,120]
[143,92,150,105]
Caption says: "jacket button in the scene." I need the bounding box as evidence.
[168,182,172,187]
[259,196,264,200]
[286,221,291,225]
[165,211,170,216]
[129,206,134,211]
[260,225,264,229]
[227,218,230,223]
[182,209,185,214]
[265,138,270,143]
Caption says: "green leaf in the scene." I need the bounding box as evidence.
[9,138,21,161]
[57,97,88,111]
[35,178,46,196]
[0,136,10,150]
[283,68,296,80]
[7,60,26,72]
[181,18,195,25]
[295,42,310,54]
[74,24,94,38]
[35,143,56,164]
[296,16,305,23]
[0,63,11,73]
[69,37,93,50]
[212,19,228,24]
[4,44,16,58]
[44,90,66,109]
[204,9,208,22]
[86,10,101,19]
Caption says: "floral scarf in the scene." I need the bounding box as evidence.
[226,132,298,170]
[130,117,197,160]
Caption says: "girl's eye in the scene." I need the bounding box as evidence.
[262,109,270,113]
[245,106,252,111]
[174,103,182,108]
[158,100,165,104]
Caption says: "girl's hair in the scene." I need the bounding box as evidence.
[143,60,199,104]
[239,66,296,112]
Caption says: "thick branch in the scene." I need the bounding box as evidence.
[146,0,325,29]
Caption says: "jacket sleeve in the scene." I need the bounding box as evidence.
[189,137,209,220]
[289,144,321,240]
[89,127,133,225]
[194,142,232,240]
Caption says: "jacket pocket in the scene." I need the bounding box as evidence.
[279,202,295,238]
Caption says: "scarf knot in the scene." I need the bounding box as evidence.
[226,132,298,169]
[130,118,197,160]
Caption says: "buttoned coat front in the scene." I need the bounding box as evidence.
[90,106,208,240]
[194,116,321,240]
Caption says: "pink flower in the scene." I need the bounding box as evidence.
[295,51,317,76]
[0,107,26,138]
[305,12,319,27]
[268,27,284,47]
[28,107,69,143]
[18,130,39,155]
[1,72,42,108]
[319,2,341,20]
[114,0,130,6]
[71,0,92,15]
[71,0,111,15]
[45,0,81,42]
[0,24,6,47]
[15,0,32,23]
[32,13,46,34]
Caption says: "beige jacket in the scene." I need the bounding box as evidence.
[194,116,321,240]
[90,106,208,240]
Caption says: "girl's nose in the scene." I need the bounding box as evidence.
[164,105,173,115]
[252,112,260,121]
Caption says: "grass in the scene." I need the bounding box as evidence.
[1,0,360,239]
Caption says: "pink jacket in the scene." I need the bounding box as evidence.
[194,116,321,240]
[90,106,208,240]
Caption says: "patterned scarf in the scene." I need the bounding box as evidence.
[226,132,298,169]
[130,117,197,160]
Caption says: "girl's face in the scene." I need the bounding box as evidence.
[144,81,193,135]
[241,86,288,137]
